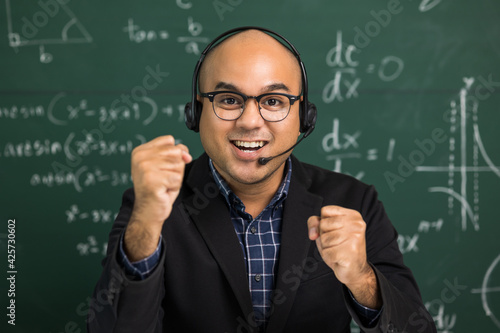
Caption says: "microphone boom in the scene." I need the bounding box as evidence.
[258,134,308,165]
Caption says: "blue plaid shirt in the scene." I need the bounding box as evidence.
[119,157,381,328]
[209,158,290,329]
[118,235,162,278]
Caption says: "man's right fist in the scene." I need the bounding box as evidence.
[125,135,192,261]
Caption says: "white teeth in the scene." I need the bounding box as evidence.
[233,141,265,148]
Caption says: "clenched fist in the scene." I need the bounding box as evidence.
[308,206,382,309]
[124,135,192,261]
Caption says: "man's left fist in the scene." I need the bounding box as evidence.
[307,205,372,287]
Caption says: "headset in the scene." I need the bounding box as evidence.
[184,26,317,136]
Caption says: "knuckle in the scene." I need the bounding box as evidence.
[177,143,189,152]
[321,205,345,217]
[319,221,329,233]
[320,206,332,216]
[162,135,175,145]
[131,146,143,160]
[132,147,149,163]
[355,219,366,231]
[135,158,151,170]
[164,145,183,159]
[307,215,319,226]
[169,172,182,184]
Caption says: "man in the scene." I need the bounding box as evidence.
[89,27,436,332]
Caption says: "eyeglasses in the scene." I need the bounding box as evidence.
[200,90,300,122]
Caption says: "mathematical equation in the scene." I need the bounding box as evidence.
[30,166,131,192]
[321,118,396,179]
[6,0,208,63]
[322,30,404,103]
[398,218,443,254]
[398,215,456,333]
[426,301,456,333]
[0,134,146,160]
[124,16,209,55]
[76,235,108,257]
[0,93,186,126]
[66,205,116,224]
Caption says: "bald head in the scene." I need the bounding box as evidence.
[198,29,302,94]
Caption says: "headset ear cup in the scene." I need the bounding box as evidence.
[184,101,203,132]
[299,101,306,133]
[194,100,203,132]
[307,102,317,129]
[300,102,317,134]
[184,101,202,132]
[184,102,195,131]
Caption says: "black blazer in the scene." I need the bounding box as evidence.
[88,154,436,333]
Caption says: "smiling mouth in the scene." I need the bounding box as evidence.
[231,140,267,152]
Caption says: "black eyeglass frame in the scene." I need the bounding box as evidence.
[200,90,301,122]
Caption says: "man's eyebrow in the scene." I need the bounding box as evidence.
[262,83,291,93]
[214,82,238,91]
[212,82,292,93]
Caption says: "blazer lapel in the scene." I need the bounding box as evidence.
[183,154,255,321]
[266,156,324,332]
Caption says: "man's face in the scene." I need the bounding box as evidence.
[198,31,302,188]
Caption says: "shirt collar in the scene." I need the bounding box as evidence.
[208,157,292,213]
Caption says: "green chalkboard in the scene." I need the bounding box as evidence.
[1,0,500,331]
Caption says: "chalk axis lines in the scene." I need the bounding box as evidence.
[5,0,92,62]
[416,78,500,232]
[471,253,500,329]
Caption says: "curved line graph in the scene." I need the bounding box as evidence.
[471,254,500,329]
[428,187,479,231]
[474,123,500,178]
[416,78,500,231]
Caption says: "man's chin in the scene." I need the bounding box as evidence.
[227,165,284,187]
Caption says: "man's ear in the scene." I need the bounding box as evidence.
[196,94,202,103]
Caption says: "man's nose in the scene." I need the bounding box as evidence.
[235,98,265,129]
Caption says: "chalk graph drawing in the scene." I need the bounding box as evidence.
[471,253,500,328]
[416,77,500,232]
[5,0,93,63]
[419,0,442,12]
